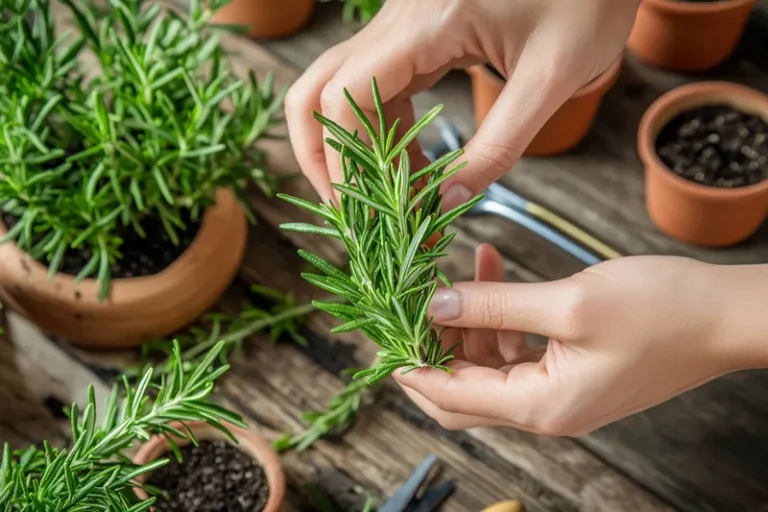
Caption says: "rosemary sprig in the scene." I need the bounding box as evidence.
[279,78,482,384]
[0,0,284,300]
[0,340,243,511]
[275,365,377,452]
[125,285,314,380]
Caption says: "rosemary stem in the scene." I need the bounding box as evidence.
[182,301,317,361]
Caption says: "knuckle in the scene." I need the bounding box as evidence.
[320,76,346,114]
[474,288,509,330]
[471,140,524,174]
[557,278,593,339]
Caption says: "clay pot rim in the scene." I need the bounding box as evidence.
[132,420,286,512]
[0,188,238,303]
[638,80,768,200]
[640,0,756,14]
[473,56,623,101]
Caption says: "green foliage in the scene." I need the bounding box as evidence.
[0,0,284,300]
[279,78,482,384]
[339,0,383,23]
[0,340,244,511]
[125,285,314,381]
[275,365,376,452]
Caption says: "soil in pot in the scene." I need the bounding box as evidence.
[146,439,269,511]
[0,211,201,279]
[655,103,768,188]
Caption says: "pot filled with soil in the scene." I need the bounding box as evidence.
[212,0,315,39]
[133,421,286,512]
[0,189,247,348]
[467,57,623,156]
[638,81,768,246]
[628,0,757,72]
[0,0,282,347]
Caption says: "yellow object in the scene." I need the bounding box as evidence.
[481,500,524,512]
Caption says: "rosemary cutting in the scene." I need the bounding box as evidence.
[0,0,283,300]
[279,78,482,384]
[0,340,244,511]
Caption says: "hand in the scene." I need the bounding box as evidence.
[285,0,640,206]
[394,245,768,435]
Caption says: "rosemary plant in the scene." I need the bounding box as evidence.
[0,0,283,300]
[0,340,244,511]
[279,78,482,384]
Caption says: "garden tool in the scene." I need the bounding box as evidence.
[379,455,457,512]
[422,119,622,266]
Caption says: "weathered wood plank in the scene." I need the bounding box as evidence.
[0,311,111,449]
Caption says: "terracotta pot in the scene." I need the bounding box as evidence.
[133,421,285,512]
[468,57,623,156]
[0,188,247,348]
[212,0,314,39]
[638,81,768,247]
[628,0,757,72]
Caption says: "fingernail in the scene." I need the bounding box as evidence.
[428,289,462,322]
[442,184,473,212]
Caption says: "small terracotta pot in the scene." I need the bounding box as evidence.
[468,58,623,156]
[133,421,285,512]
[638,81,768,247]
[212,0,315,39]
[628,0,757,72]
[0,188,247,348]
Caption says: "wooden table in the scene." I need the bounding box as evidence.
[2,3,768,511]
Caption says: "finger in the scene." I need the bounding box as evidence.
[285,43,352,203]
[475,243,504,282]
[429,278,577,339]
[464,244,506,367]
[320,46,415,188]
[498,330,529,362]
[441,47,575,211]
[396,359,551,423]
[399,382,509,430]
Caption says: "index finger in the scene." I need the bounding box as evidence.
[285,44,351,203]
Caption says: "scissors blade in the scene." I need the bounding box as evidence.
[379,455,440,512]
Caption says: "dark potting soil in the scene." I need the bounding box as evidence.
[0,211,200,278]
[146,440,269,512]
[655,103,768,188]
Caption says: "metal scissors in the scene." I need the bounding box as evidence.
[379,455,456,512]
[422,119,622,266]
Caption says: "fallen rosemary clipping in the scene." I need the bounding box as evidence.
[124,285,314,380]
[275,365,377,452]
[279,78,482,384]
[0,340,243,511]
[336,0,383,23]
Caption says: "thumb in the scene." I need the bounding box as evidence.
[441,53,574,211]
[428,278,576,339]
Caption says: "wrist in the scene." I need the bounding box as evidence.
[713,263,768,371]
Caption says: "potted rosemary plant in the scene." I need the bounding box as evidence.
[279,79,482,383]
[0,341,286,511]
[0,0,283,348]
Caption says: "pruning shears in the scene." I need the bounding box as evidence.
[379,455,456,512]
